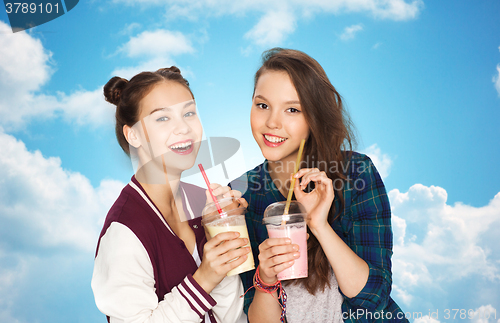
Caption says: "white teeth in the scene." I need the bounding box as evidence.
[170,141,192,149]
[264,135,286,143]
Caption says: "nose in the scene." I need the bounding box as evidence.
[173,117,191,135]
[265,110,281,130]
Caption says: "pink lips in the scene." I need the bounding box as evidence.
[168,140,194,155]
[263,134,287,147]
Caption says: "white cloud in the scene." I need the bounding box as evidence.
[389,184,500,302]
[244,10,296,47]
[0,130,124,321]
[0,21,57,129]
[493,64,500,97]
[361,144,393,179]
[0,251,102,322]
[368,0,424,20]
[471,305,498,323]
[0,22,52,92]
[0,22,194,129]
[112,29,194,80]
[0,21,114,129]
[340,24,363,41]
[494,45,500,97]
[109,0,424,46]
[113,0,424,20]
[0,249,27,320]
[111,0,165,6]
[58,87,116,126]
[296,0,423,20]
[392,284,413,306]
[414,315,440,323]
[120,22,142,35]
[0,130,124,252]
[120,29,194,58]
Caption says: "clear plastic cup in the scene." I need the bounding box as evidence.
[201,197,255,276]
[263,201,308,280]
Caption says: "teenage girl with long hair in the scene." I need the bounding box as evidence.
[231,48,408,322]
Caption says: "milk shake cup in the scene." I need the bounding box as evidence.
[201,197,255,276]
[263,201,308,280]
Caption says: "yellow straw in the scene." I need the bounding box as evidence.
[283,139,306,216]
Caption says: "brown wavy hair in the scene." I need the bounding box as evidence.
[103,67,193,155]
[254,48,356,294]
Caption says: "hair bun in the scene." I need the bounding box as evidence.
[156,66,182,76]
[104,76,129,106]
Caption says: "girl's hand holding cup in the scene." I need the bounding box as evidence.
[194,231,250,293]
[205,183,248,209]
[200,190,255,282]
[257,238,300,285]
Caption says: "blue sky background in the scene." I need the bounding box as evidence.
[0,1,499,322]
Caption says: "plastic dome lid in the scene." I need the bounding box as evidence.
[263,200,307,224]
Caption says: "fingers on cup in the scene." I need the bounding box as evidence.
[211,184,231,197]
[221,237,249,252]
[209,183,222,190]
[259,243,298,263]
[204,240,250,275]
[223,245,250,262]
[224,190,241,199]
[217,231,240,241]
[260,238,291,250]
[219,245,250,274]
[224,253,249,272]
[269,244,297,256]
[206,231,239,249]
[206,183,221,201]
[271,259,296,274]
[260,252,297,276]
[238,197,249,208]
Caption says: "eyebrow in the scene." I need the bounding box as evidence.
[149,100,195,115]
[253,95,300,105]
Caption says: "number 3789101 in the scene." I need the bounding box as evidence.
[5,2,60,14]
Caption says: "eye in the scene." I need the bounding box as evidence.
[286,107,301,113]
[184,111,196,117]
[256,103,269,109]
[156,116,169,122]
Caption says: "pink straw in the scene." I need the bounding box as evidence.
[198,164,223,215]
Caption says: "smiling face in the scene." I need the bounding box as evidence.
[250,70,310,164]
[132,81,202,174]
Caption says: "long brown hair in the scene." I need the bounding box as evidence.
[103,66,193,155]
[254,48,356,294]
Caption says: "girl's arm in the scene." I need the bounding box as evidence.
[92,222,249,323]
[293,168,369,297]
[294,158,393,311]
[247,238,299,323]
[209,275,244,323]
[339,156,394,311]
[92,222,210,322]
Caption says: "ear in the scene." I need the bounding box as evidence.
[123,124,142,149]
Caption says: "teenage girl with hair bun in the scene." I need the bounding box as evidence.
[92,67,248,323]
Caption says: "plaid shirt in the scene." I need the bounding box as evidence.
[229,152,408,322]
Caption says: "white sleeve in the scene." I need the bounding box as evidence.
[91,222,216,323]
[210,275,244,323]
